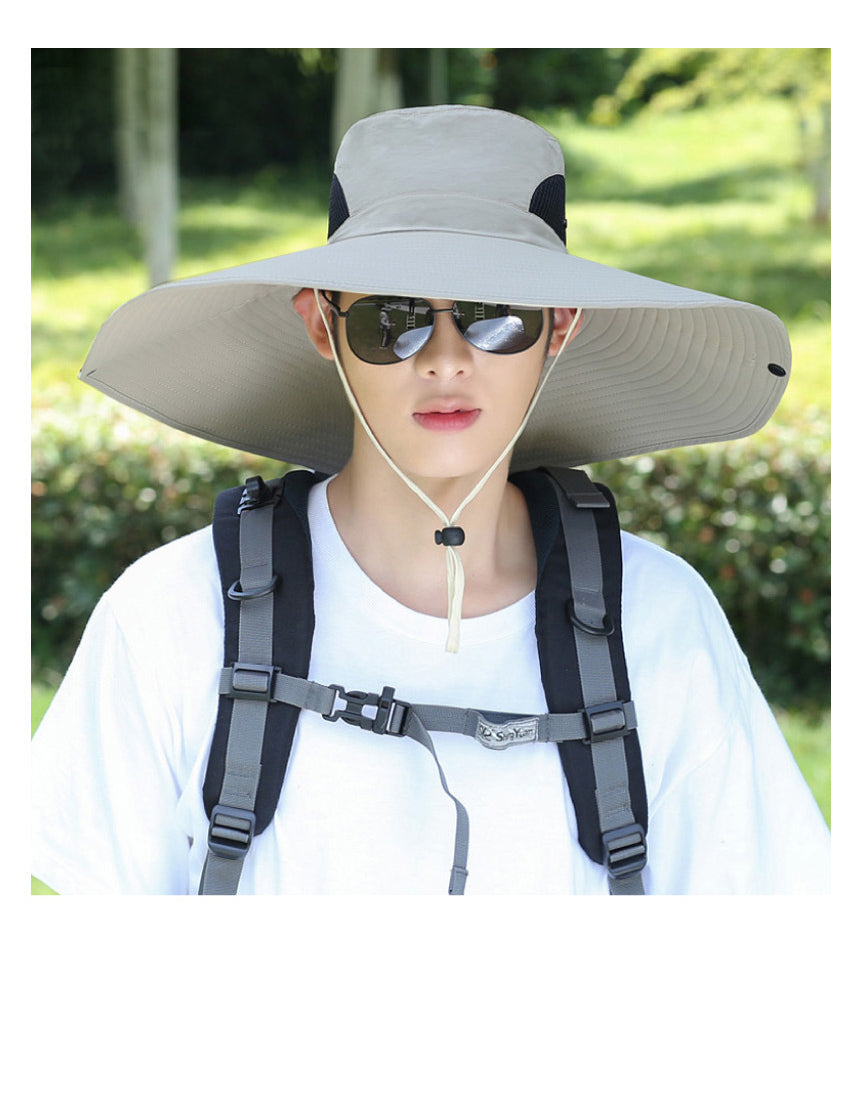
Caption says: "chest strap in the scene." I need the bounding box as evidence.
[205,665,639,895]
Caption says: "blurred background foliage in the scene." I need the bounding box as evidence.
[32,48,643,205]
[31,48,830,721]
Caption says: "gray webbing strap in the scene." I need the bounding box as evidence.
[208,659,642,895]
[551,476,646,895]
[210,668,472,893]
[212,669,639,894]
[406,702,637,749]
[217,670,636,750]
[400,709,470,895]
[199,500,276,895]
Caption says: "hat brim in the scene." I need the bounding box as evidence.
[79,230,790,473]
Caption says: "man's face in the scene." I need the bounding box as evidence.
[329,293,551,485]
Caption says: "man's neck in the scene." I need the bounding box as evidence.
[326,447,537,619]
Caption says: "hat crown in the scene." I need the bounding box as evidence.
[328,105,567,247]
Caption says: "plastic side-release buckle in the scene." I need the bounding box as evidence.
[207,805,257,860]
[602,823,647,879]
[324,685,408,735]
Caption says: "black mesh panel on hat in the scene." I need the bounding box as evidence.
[529,174,567,244]
[327,174,350,239]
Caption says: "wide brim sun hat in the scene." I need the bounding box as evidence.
[79,104,791,474]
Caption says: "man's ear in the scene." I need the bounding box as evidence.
[547,307,583,357]
[293,288,335,360]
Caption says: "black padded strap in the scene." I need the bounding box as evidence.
[514,468,648,876]
[203,470,326,834]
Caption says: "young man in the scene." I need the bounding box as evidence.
[31,105,829,894]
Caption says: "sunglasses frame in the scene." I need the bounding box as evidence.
[320,292,545,365]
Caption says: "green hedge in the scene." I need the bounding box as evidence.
[589,410,830,709]
[32,396,830,708]
[31,395,269,684]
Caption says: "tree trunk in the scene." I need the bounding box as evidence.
[331,49,403,159]
[812,100,830,226]
[143,48,178,286]
[114,47,178,287]
[428,49,448,104]
[115,49,144,226]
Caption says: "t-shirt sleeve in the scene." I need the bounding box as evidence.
[31,589,193,895]
[635,553,831,895]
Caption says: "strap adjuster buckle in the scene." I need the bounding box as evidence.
[583,700,631,744]
[324,685,407,735]
[602,823,647,879]
[207,805,257,860]
[229,662,279,701]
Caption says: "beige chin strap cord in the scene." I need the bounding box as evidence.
[314,289,582,652]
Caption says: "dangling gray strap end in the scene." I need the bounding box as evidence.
[609,872,646,895]
[449,865,468,895]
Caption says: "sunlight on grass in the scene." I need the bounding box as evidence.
[777,710,831,826]
[176,201,328,279]
[786,320,831,413]
[544,97,801,195]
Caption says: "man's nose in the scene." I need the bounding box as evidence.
[413,308,473,378]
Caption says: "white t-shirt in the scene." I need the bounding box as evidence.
[31,479,830,894]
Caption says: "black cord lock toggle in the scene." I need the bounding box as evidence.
[435,526,465,547]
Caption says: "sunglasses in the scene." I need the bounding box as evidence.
[321,293,545,365]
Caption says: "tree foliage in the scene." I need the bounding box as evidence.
[32,48,638,206]
[592,48,830,119]
[591,49,830,221]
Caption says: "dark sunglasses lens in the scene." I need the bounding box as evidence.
[343,297,544,363]
[455,303,544,354]
[346,298,433,364]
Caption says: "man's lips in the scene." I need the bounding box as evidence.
[412,408,481,432]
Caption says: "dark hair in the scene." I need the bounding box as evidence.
[322,290,343,358]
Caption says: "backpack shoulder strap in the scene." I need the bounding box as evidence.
[513,467,648,894]
[199,468,326,895]
[199,466,647,896]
